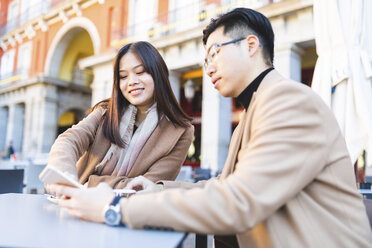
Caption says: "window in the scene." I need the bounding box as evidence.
[16,41,32,77]
[20,0,50,25]
[221,0,269,9]
[128,0,157,37]
[7,0,19,32]
[0,49,15,80]
[169,0,200,33]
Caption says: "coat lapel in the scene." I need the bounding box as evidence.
[128,117,184,176]
[221,89,263,177]
[221,110,248,178]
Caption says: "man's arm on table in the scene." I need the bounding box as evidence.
[120,83,330,234]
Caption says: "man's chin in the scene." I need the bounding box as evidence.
[218,88,233,98]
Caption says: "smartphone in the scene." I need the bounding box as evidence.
[39,166,84,189]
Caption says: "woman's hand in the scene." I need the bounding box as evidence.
[49,183,115,223]
[126,176,163,193]
[44,171,79,197]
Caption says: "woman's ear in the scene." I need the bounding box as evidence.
[246,35,260,56]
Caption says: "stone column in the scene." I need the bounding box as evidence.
[22,99,34,157]
[11,103,25,153]
[5,104,15,146]
[38,85,58,153]
[0,106,9,152]
[274,43,304,82]
[169,71,181,103]
[90,63,113,106]
[200,71,231,174]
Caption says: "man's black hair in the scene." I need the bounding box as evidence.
[202,8,274,66]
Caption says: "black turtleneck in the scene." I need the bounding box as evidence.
[236,67,274,110]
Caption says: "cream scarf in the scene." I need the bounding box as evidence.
[95,103,159,176]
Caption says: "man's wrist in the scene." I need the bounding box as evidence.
[104,195,122,226]
[119,198,128,225]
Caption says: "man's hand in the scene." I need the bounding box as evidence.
[49,183,115,223]
[126,176,163,194]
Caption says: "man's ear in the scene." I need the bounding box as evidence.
[246,35,260,56]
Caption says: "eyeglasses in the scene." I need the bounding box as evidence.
[204,37,245,69]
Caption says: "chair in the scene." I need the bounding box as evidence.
[0,169,24,194]
[24,164,46,194]
[193,168,211,182]
[363,199,372,229]
[365,176,372,183]
[176,166,193,182]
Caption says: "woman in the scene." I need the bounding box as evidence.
[46,41,194,189]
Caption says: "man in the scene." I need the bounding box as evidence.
[51,8,372,247]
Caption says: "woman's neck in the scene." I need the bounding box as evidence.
[135,109,147,126]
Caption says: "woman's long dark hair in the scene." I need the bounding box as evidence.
[91,41,191,147]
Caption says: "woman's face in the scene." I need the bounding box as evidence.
[119,52,155,112]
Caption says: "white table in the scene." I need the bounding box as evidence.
[0,194,186,248]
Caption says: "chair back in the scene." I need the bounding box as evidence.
[24,164,46,194]
[193,168,211,182]
[0,169,24,194]
[176,166,193,182]
[363,199,372,229]
[365,176,372,183]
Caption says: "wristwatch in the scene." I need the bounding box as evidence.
[104,195,122,226]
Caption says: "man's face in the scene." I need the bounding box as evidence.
[205,27,251,98]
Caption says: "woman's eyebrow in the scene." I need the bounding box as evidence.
[119,64,144,72]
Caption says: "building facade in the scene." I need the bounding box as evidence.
[0,0,316,173]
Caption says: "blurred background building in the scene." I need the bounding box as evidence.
[0,0,343,174]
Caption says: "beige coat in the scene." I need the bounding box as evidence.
[122,70,372,247]
[48,107,194,188]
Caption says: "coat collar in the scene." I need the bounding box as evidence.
[237,67,274,110]
[128,117,186,176]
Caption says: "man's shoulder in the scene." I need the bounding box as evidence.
[259,72,321,102]
[254,72,332,117]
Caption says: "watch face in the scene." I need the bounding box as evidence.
[105,208,120,226]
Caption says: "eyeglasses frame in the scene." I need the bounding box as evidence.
[204,37,246,69]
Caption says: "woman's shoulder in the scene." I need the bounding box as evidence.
[161,116,194,133]
[86,102,108,116]
[86,99,109,114]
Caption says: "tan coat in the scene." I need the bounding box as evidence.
[122,70,372,247]
[48,107,194,188]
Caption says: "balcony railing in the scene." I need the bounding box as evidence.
[0,66,29,87]
[72,69,93,87]
[111,0,279,46]
[0,72,15,81]
[0,0,66,36]
[0,73,22,88]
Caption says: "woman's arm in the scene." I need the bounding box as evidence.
[47,107,105,177]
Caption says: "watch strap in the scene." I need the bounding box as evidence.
[110,195,122,206]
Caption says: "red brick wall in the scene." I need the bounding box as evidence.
[3,0,132,76]
[157,0,168,23]
[205,0,220,5]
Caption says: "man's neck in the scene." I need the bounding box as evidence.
[238,64,272,96]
